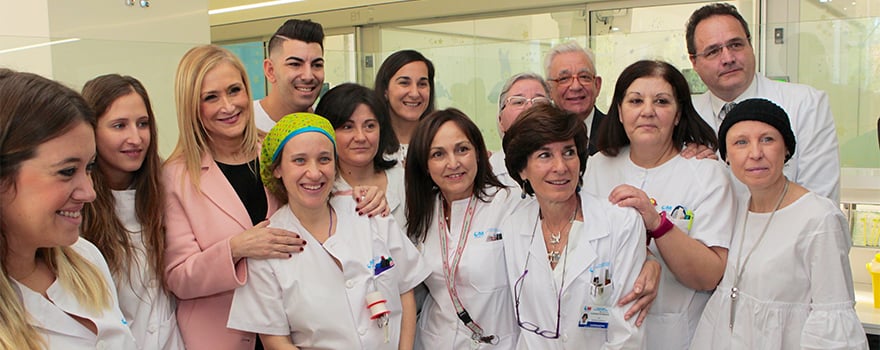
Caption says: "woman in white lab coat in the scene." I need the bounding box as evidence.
[690,98,867,349]
[81,74,185,350]
[0,69,137,349]
[501,104,646,349]
[583,60,735,350]
[406,108,520,349]
[227,113,428,349]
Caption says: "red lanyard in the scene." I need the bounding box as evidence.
[437,195,495,344]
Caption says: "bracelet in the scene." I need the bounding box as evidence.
[647,211,674,240]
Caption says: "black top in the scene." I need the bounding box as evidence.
[216,158,268,226]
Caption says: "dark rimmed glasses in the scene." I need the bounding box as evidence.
[513,263,563,339]
[547,73,595,87]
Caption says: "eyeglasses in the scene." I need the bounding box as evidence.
[503,96,551,109]
[690,37,750,60]
[513,257,563,339]
[548,73,595,87]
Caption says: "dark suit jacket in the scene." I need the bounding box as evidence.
[588,108,606,156]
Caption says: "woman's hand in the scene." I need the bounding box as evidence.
[617,255,660,326]
[350,185,390,217]
[608,184,661,231]
[230,220,306,261]
[680,142,718,160]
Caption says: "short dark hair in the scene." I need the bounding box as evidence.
[374,50,436,120]
[685,3,751,55]
[405,108,504,243]
[267,19,325,56]
[502,104,588,195]
[314,83,399,171]
[598,60,717,156]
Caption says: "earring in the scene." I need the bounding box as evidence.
[521,179,533,199]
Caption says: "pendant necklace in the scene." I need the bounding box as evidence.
[542,200,579,264]
[729,179,789,330]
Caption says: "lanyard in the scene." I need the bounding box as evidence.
[437,195,495,344]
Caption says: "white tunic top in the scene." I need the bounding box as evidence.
[690,192,867,349]
[583,148,736,350]
[112,190,185,350]
[332,163,407,229]
[502,191,646,350]
[227,196,429,350]
[415,188,519,350]
[12,238,138,350]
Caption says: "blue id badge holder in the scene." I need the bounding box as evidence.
[580,265,612,329]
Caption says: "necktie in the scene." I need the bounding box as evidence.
[718,102,737,122]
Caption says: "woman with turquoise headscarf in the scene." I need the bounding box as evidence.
[227,113,429,350]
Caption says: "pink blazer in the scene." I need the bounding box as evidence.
[162,153,279,350]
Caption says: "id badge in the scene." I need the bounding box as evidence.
[578,305,610,328]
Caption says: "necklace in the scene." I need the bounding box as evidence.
[541,200,580,264]
[729,179,789,329]
[319,205,335,245]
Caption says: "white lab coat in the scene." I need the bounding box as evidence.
[415,188,520,350]
[112,190,185,350]
[333,163,407,229]
[693,74,841,204]
[502,191,646,350]
[227,196,429,350]
[12,237,138,350]
[583,148,736,350]
[690,192,867,349]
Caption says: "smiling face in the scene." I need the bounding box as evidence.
[1,122,97,253]
[427,121,478,202]
[619,76,680,149]
[519,140,580,204]
[724,120,787,191]
[690,14,756,101]
[273,132,336,211]
[266,39,325,112]
[498,79,550,135]
[335,103,380,169]
[199,62,251,143]
[95,91,151,189]
[385,61,430,123]
[548,51,602,118]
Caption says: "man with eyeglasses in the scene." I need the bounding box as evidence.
[687,3,840,203]
[544,41,605,156]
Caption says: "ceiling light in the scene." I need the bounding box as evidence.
[209,0,305,15]
[0,38,81,55]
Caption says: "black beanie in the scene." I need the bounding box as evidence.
[718,98,796,162]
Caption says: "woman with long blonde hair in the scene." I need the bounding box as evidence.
[0,68,136,349]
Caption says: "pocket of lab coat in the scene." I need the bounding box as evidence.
[645,311,689,350]
[465,240,507,293]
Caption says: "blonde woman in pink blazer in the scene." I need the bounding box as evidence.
[164,45,386,350]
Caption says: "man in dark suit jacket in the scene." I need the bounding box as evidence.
[544,41,605,155]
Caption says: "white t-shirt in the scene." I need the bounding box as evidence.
[227,196,429,349]
[583,147,736,350]
[415,188,520,350]
[691,192,867,349]
[12,238,138,350]
[253,99,276,133]
[112,190,185,350]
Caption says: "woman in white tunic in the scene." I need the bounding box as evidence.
[583,60,734,350]
[316,83,407,226]
[0,69,137,349]
[228,113,428,349]
[81,74,184,350]
[405,108,519,349]
[690,98,868,349]
[501,104,646,349]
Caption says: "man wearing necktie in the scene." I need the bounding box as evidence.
[686,3,840,204]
